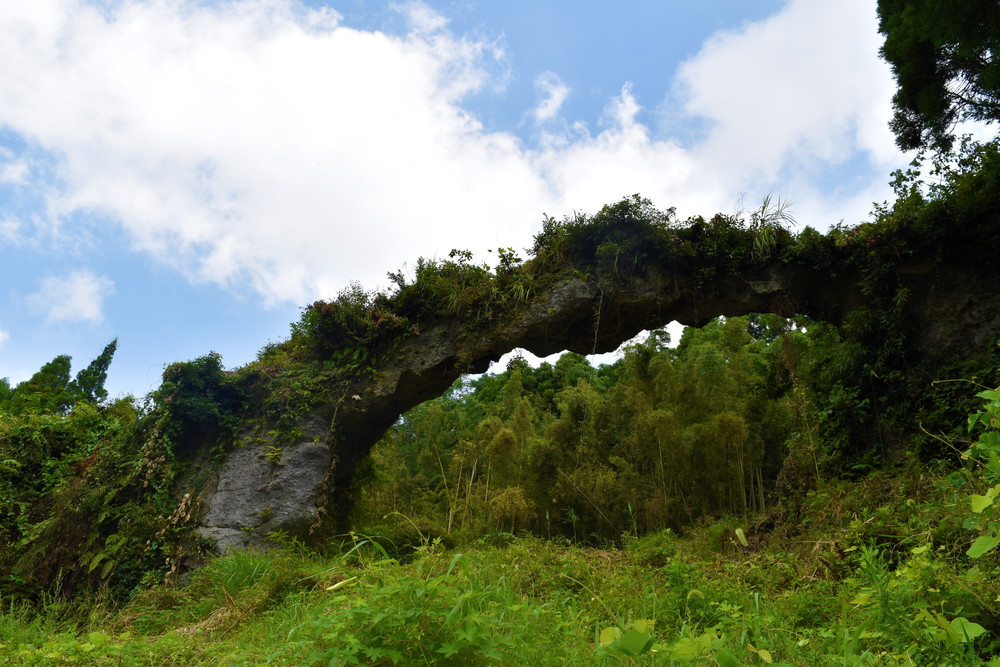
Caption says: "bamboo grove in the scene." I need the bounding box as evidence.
[353,314,855,544]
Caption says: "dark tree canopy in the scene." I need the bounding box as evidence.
[0,378,11,411]
[8,355,76,415]
[3,341,119,415]
[879,0,1000,151]
[74,338,118,404]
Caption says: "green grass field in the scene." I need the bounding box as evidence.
[3,464,999,666]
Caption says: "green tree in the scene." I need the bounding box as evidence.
[0,377,11,412]
[5,342,120,415]
[154,351,243,450]
[74,338,118,404]
[8,355,75,415]
[878,0,1000,150]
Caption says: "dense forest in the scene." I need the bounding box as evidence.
[5,2,1000,664]
[354,315,885,542]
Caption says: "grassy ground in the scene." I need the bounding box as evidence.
[2,465,1000,665]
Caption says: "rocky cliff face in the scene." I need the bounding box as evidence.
[196,414,334,552]
[192,235,1000,553]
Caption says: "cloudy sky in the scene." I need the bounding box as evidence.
[0,0,909,398]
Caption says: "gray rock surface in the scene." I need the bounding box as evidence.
[197,414,333,552]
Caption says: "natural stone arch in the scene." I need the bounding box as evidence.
[191,227,1000,553]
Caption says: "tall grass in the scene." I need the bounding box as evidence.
[2,467,999,665]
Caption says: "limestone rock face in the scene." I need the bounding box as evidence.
[197,413,333,552]
[192,242,1000,552]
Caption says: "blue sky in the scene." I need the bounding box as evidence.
[0,0,908,399]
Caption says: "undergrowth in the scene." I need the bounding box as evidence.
[3,454,1000,665]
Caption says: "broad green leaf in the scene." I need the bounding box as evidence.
[435,642,460,658]
[757,648,773,663]
[967,534,1000,558]
[444,552,464,576]
[670,633,715,662]
[87,632,110,646]
[951,617,987,642]
[716,647,744,667]
[612,628,655,656]
[971,494,996,514]
[631,618,655,634]
[851,591,873,606]
[920,609,979,645]
[88,553,107,573]
[599,626,622,646]
[669,638,701,662]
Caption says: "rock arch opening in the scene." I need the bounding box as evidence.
[192,210,1000,552]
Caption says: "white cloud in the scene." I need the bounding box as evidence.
[398,0,449,34]
[673,0,902,182]
[0,147,29,185]
[534,84,709,216]
[0,0,906,306]
[0,0,551,303]
[0,326,8,349]
[0,219,22,245]
[27,269,114,324]
[532,71,570,124]
[535,0,907,227]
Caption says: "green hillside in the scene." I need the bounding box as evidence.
[6,5,1000,661]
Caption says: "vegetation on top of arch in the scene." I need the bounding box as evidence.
[264,138,994,366]
[205,140,1000,440]
[263,193,797,366]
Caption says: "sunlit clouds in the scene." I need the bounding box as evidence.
[532,72,571,124]
[0,0,905,309]
[26,269,115,324]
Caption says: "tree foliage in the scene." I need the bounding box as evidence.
[0,377,13,412]
[0,342,197,603]
[354,315,802,543]
[7,355,76,415]
[74,338,118,404]
[154,351,242,448]
[3,341,119,416]
[879,0,1000,151]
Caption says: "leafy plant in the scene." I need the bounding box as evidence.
[595,618,656,660]
[963,385,1000,558]
[154,351,244,452]
[276,553,517,665]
